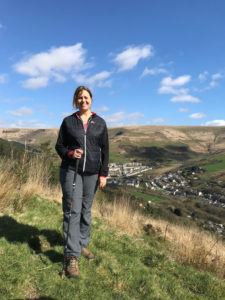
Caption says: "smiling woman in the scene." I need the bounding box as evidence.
[73,86,93,110]
[55,85,109,278]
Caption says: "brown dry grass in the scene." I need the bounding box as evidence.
[148,218,225,278]
[93,193,225,278]
[0,160,18,210]
[0,155,60,211]
[93,195,144,236]
[19,155,61,203]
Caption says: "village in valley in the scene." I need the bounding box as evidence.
[108,162,225,237]
[108,162,225,208]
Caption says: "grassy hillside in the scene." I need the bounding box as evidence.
[0,138,28,158]
[199,152,225,174]
[108,126,225,163]
[0,128,58,150]
[1,196,225,300]
[1,154,225,299]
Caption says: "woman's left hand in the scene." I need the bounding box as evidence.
[99,176,107,189]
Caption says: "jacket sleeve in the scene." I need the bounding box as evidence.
[55,119,69,159]
[99,122,109,177]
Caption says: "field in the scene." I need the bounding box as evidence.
[1,196,225,299]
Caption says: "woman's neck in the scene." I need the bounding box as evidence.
[78,110,92,123]
[79,109,92,117]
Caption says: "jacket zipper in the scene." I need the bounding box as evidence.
[82,116,92,172]
[83,133,87,172]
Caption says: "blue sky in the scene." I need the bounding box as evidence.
[0,0,225,128]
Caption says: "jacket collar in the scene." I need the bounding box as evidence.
[74,111,96,120]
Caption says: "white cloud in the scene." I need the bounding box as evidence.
[8,106,33,117]
[14,43,89,89]
[189,112,206,119]
[0,23,4,29]
[52,73,67,83]
[196,71,224,91]
[96,106,110,113]
[158,75,191,95]
[114,45,153,71]
[105,111,125,123]
[74,71,112,88]
[22,76,49,89]
[159,75,201,103]
[171,94,201,103]
[159,86,189,95]
[150,117,166,124]
[198,71,208,82]
[179,108,189,113]
[5,119,50,128]
[141,67,167,78]
[127,112,144,120]
[0,116,50,128]
[0,74,7,84]
[204,120,225,126]
[104,111,144,125]
[161,75,191,87]
[15,44,87,76]
[209,72,223,88]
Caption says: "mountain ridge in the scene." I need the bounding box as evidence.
[1,125,225,154]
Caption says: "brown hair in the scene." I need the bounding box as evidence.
[72,86,93,109]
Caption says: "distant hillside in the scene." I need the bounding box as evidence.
[0,137,29,158]
[109,125,225,151]
[1,126,225,164]
[0,128,58,149]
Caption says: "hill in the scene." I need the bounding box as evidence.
[1,196,225,299]
[0,128,58,150]
[1,126,225,163]
[1,144,225,298]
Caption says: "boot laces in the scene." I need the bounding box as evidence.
[69,256,78,270]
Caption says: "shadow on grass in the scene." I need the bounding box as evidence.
[0,215,63,263]
[124,144,196,162]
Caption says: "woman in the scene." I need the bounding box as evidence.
[55,86,109,278]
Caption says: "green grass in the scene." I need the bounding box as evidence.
[200,153,225,173]
[109,151,130,163]
[1,197,225,299]
[109,139,198,164]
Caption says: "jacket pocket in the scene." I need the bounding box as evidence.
[86,150,101,173]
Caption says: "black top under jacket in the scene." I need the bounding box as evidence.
[55,113,109,176]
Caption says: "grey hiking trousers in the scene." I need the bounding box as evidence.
[60,167,98,257]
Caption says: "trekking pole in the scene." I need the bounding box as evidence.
[60,158,80,278]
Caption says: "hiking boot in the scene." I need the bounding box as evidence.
[81,247,95,260]
[65,256,80,278]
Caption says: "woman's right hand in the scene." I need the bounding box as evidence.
[73,148,83,159]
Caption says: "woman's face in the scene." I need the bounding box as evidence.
[76,90,92,112]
